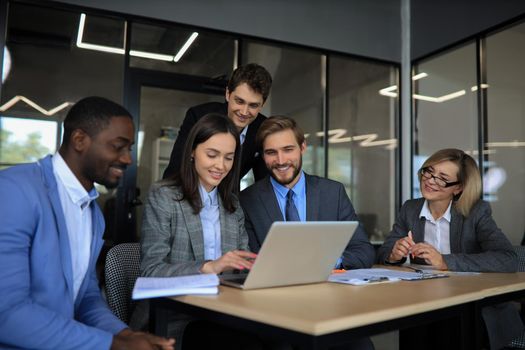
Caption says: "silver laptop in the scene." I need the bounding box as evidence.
[220,221,358,290]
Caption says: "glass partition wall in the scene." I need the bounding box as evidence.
[412,21,525,244]
[0,1,399,243]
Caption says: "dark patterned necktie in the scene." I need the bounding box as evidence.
[285,190,300,221]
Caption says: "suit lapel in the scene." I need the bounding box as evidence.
[41,156,75,301]
[449,207,463,253]
[259,178,284,221]
[180,199,205,260]
[411,199,426,243]
[305,174,319,221]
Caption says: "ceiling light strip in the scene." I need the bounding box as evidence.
[174,32,199,62]
[129,50,173,61]
[0,96,72,116]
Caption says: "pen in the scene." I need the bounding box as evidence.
[408,231,414,260]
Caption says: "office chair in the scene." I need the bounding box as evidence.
[104,242,141,324]
[508,245,525,348]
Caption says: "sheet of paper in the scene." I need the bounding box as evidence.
[328,268,449,286]
[132,273,219,300]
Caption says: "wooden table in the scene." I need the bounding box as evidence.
[149,272,525,349]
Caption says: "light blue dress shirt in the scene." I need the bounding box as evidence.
[239,125,249,145]
[269,171,306,222]
[52,153,98,301]
[270,172,344,268]
[198,184,222,260]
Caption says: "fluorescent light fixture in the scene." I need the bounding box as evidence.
[313,129,397,149]
[77,13,182,62]
[77,14,125,54]
[379,85,398,98]
[379,72,470,103]
[486,141,525,148]
[352,134,398,148]
[174,32,199,62]
[471,84,490,92]
[0,96,72,116]
[129,50,173,61]
[412,72,428,80]
[2,47,11,83]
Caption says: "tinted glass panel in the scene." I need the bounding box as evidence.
[412,43,478,197]
[485,23,525,244]
[329,56,398,242]
[242,41,324,176]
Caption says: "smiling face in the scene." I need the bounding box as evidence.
[420,160,462,203]
[225,83,264,131]
[80,116,135,190]
[262,129,306,188]
[192,132,236,192]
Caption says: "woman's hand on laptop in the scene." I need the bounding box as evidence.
[200,250,257,274]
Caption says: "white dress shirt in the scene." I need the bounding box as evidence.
[419,199,452,254]
[52,153,98,301]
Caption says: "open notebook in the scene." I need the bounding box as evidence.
[220,221,358,290]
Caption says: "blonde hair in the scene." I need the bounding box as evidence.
[419,148,481,217]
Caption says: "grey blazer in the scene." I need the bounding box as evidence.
[377,198,517,272]
[377,198,521,349]
[130,182,249,346]
[240,174,375,269]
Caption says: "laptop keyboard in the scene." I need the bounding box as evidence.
[224,276,247,285]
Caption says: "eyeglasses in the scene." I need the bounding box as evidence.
[420,167,460,188]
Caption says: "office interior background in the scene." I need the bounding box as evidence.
[0,0,524,249]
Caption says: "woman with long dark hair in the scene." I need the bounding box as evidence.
[131,113,258,349]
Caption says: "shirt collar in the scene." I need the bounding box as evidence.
[52,153,99,209]
[198,183,218,207]
[239,125,249,145]
[270,171,305,198]
[419,199,452,222]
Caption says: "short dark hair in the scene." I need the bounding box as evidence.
[62,96,132,145]
[227,63,273,102]
[172,113,241,214]
[256,115,305,150]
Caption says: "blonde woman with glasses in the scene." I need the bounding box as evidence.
[378,148,520,349]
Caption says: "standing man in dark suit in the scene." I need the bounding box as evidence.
[163,63,272,181]
[240,116,375,270]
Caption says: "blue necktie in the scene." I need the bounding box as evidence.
[285,190,300,221]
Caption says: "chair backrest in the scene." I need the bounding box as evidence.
[514,245,525,272]
[104,242,140,324]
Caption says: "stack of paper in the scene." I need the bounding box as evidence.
[328,268,449,286]
[132,273,219,300]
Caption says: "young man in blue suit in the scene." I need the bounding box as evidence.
[240,116,375,350]
[240,116,375,269]
[0,97,175,350]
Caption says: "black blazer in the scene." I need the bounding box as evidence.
[377,198,517,272]
[240,173,376,269]
[162,102,268,181]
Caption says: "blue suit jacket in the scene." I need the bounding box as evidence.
[0,155,127,349]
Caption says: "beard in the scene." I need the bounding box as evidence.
[268,156,302,186]
[82,157,126,190]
